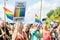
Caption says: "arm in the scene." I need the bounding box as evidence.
[6,25,11,30]
[0,34,3,37]
[12,31,17,40]
[6,25,15,32]
[0,32,5,37]
[24,32,28,40]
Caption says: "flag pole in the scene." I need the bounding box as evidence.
[4,0,6,22]
[4,1,6,40]
[40,0,42,20]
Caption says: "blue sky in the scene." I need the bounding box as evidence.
[0,0,60,23]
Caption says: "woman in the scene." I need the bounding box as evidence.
[30,24,40,40]
[23,24,30,40]
[42,24,52,40]
[14,22,28,40]
[50,23,59,40]
[57,25,60,40]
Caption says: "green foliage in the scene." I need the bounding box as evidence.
[47,10,54,18]
[47,7,60,18]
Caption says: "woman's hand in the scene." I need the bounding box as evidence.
[0,32,6,37]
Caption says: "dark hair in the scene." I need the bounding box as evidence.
[30,24,33,27]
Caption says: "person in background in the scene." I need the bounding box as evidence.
[56,24,60,40]
[0,20,10,40]
[14,22,28,40]
[23,24,30,40]
[51,23,59,40]
[11,23,16,40]
[37,23,43,40]
[30,23,41,40]
[29,24,34,40]
[42,23,52,40]
[35,23,41,40]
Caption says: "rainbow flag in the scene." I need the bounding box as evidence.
[14,8,25,17]
[35,14,42,24]
[4,7,14,20]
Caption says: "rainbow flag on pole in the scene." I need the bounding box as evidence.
[4,7,14,20]
[35,14,42,24]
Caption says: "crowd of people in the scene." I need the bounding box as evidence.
[0,20,60,40]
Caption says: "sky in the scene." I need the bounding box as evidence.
[0,0,60,23]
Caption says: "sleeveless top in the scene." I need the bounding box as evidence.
[42,30,52,40]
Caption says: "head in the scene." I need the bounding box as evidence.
[43,23,48,30]
[54,23,59,27]
[30,24,33,28]
[23,24,29,32]
[0,21,5,27]
[18,22,23,31]
[53,23,59,29]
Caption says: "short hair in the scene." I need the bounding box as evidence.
[30,24,33,27]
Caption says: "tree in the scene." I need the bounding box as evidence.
[46,7,60,23]
[47,7,60,18]
[55,7,60,17]
[47,10,54,18]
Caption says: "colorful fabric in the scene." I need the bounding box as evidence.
[14,8,25,17]
[42,30,52,40]
[30,29,40,40]
[35,14,42,24]
[15,32,28,40]
[15,37,21,40]
[4,7,14,20]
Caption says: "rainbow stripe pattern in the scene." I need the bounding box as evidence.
[14,8,25,17]
[4,7,14,20]
[35,14,42,24]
